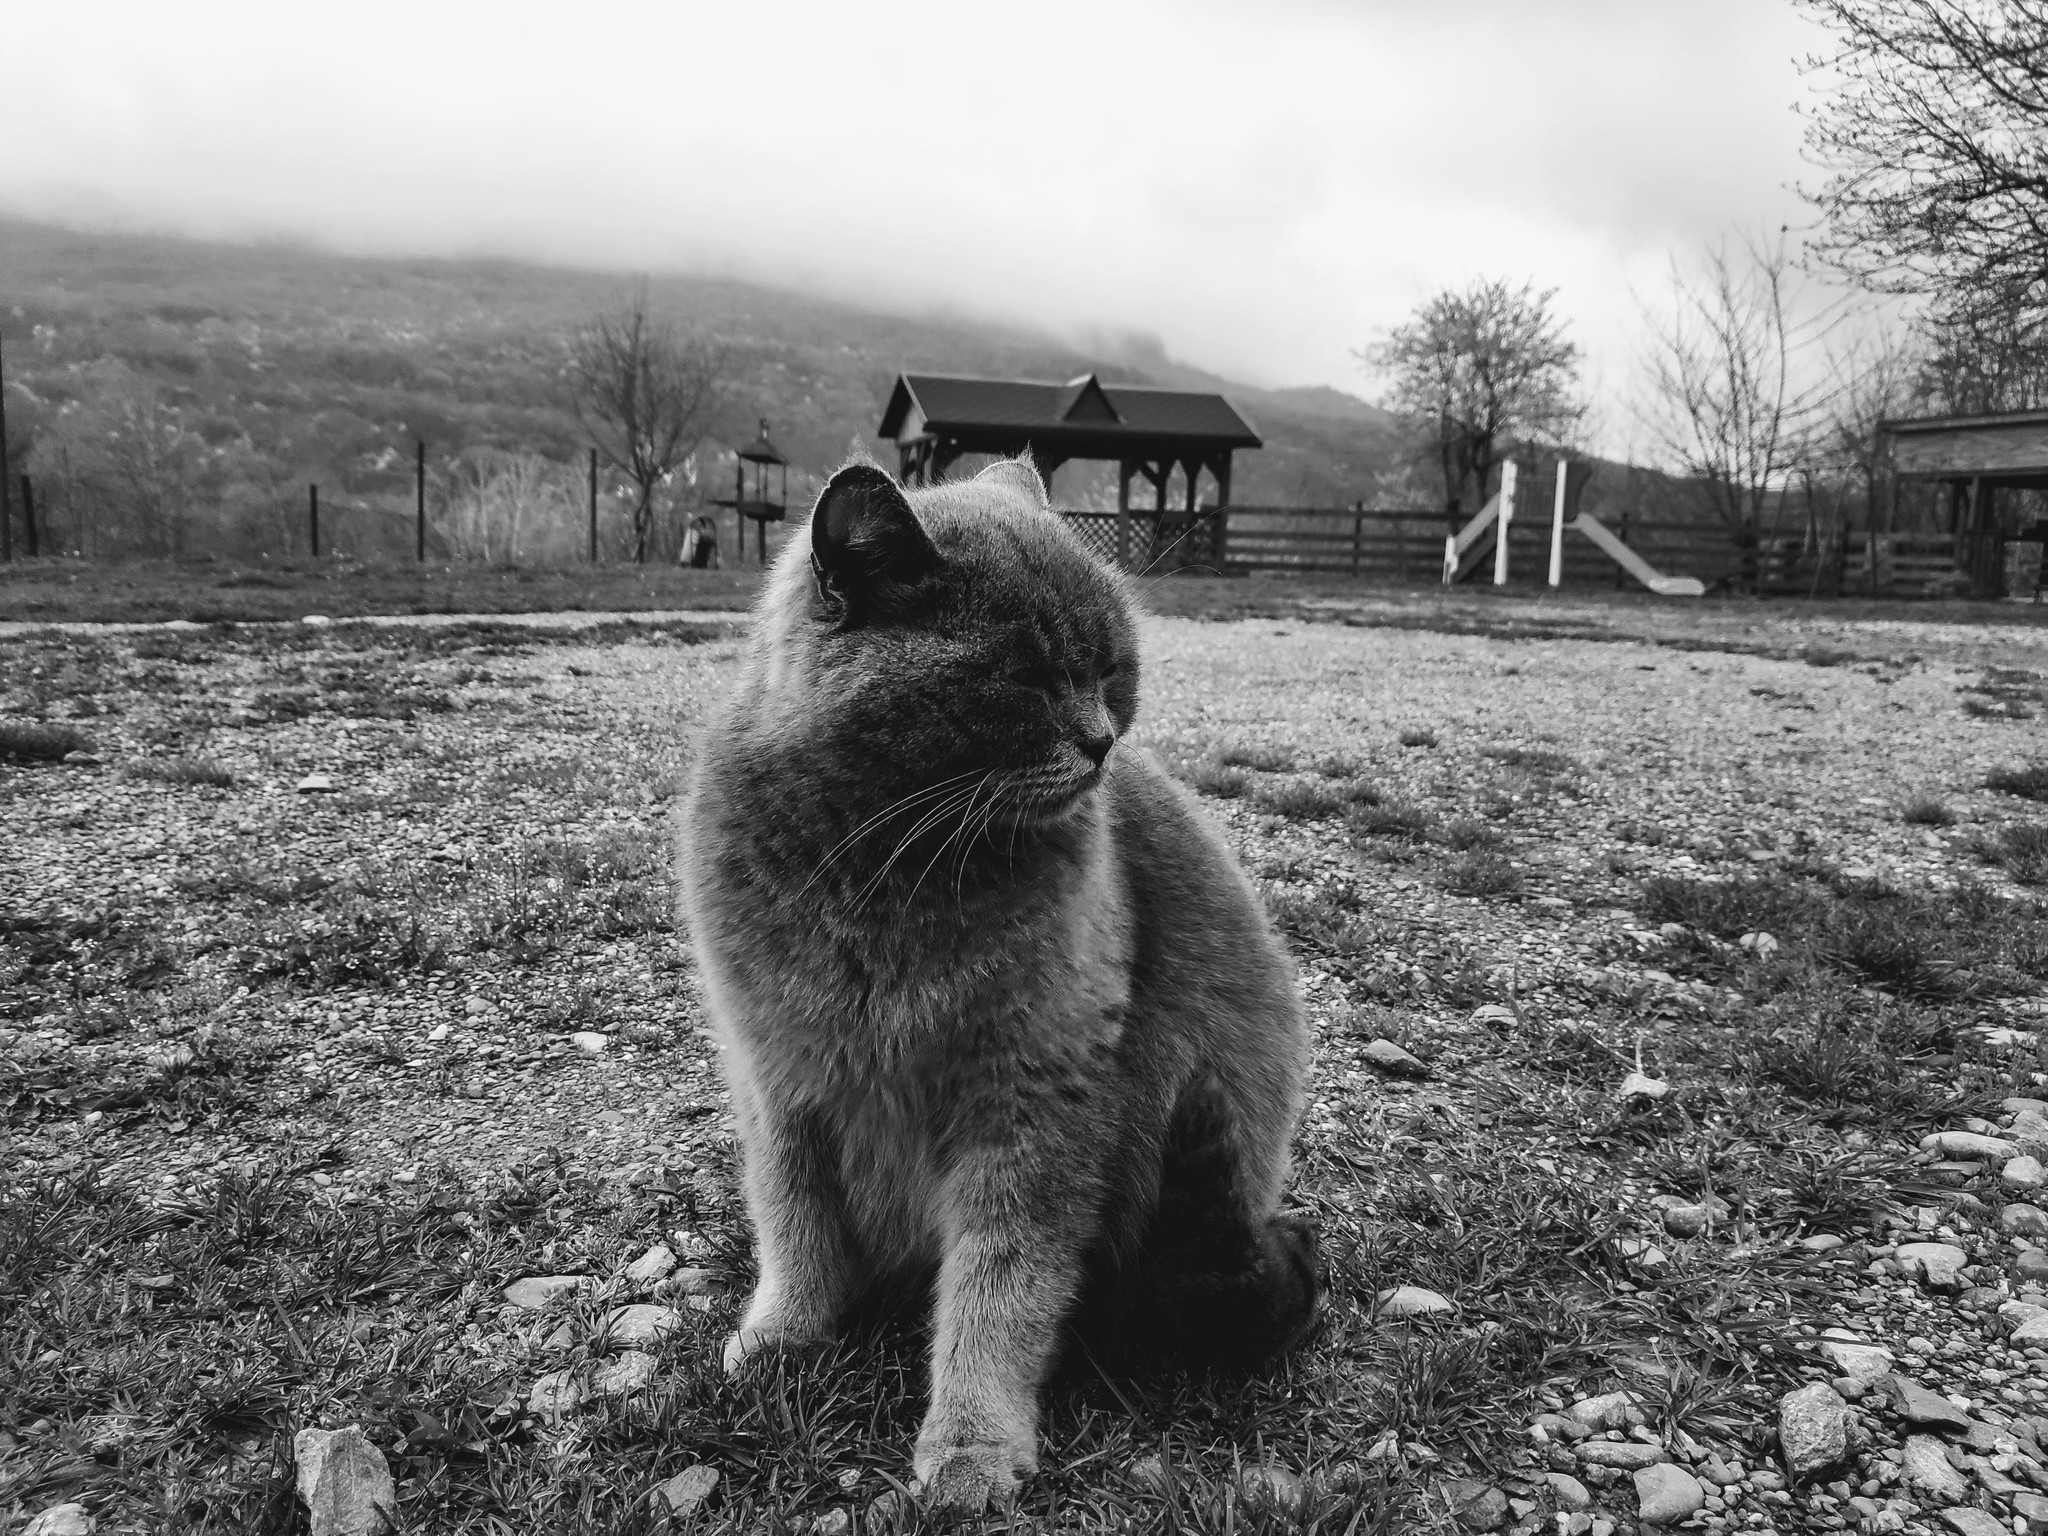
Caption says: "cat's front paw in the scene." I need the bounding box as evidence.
[721,1325,826,1376]
[913,1431,1035,1513]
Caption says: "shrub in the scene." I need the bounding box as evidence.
[1987,762,2048,802]
[0,721,89,761]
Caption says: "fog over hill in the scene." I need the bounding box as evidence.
[0,218,1427,534]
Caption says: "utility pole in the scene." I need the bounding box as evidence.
[588,448,598,563]
[416,440,427,562]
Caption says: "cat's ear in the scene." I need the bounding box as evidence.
[809,464,941,621]
[975,453,1050,510]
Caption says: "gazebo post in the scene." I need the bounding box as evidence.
[1117,460,1134,571]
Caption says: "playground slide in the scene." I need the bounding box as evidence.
[1569,514,1705,597]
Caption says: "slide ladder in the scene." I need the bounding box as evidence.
[1565,513,1705,597]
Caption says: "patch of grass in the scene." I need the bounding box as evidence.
[1397,728,1437,749]
[1215,743,1295,773]
[1971,823,2048,886]
[1440,852,1523,899]
[1478,745,1575,775]
[1987,762,2048,802]
[1181,759,1252,800]
[1310,753,1364,779]
[1900,795,1954,826]
[1347,800,1433,841]
[1250,779,1349,821]
[0,720,89,762]
[1801,645,1860,668]
[135,755,236,788]
[1436,818,1502,852]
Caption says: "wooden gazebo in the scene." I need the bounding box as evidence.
[1882,409,2048,598]
[877,372,1261,569]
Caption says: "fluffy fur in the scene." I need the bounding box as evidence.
[678,457,1315,1511]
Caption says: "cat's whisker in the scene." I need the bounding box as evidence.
[801,770,985,896]
[850,781,987,914]
[905,771,1001,909]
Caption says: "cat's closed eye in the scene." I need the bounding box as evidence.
[1009,665,1063,695]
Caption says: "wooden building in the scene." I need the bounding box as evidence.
[876,372,1260,569]
[1882,408,2048,598]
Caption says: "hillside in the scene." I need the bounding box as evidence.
[0,218,1426,560]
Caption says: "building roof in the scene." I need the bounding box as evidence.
[879,372,1261,451]
[1881,407,2048,482]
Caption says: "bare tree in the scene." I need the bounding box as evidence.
[1360,279,1584,525]
[1797,0,2048,326]
[568,285,728,564]
[1639,232,1835,538]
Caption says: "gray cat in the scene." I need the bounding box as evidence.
[679,457,1318,1511]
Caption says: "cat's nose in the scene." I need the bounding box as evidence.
[1078,733,1114,768]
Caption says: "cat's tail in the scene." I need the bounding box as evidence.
[1077,1072,1324,1371]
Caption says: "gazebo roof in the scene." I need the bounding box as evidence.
[736,419,789,465]
[879,372,1261,452]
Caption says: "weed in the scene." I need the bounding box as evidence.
[0,721,89,761]
[1987,762,2048,802]
[1250,779,1350,821]
[1441,852,1523,899]
[1398,728,1437,749]
[1311,753,1364,779]
[1901,795,1954,826]
[1801,645,1860,668]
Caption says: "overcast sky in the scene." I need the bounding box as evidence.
[2,0,1830,447]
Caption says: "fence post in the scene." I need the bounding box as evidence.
[0,332,11,562]
[1352,511,1363,576]
[416,440,426,562]
[588,448,599,563]
[309,484,320,559]
[21,474,37,558]
[1615,513,1628,591]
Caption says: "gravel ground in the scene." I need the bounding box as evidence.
[6,599,2048,1535]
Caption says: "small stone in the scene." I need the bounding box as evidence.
[570,1031,609,1054]
[1699,1456,1740,1487]
[656,1267,720,1299]
[1820,1339,1895,1383]
[296,774,337,794]
[465,997,490,1017]
[1438,1477,1509,1531]
[526,1370,584,1423]
[1127,1454,1170,1493]
[1615,1235,1667,1269]
[2019,1250,2048,1284]
[502,1274,591,1310]
[2012,1490,2048,1533]
[1570,1391,1648,1432]
[2007,1156,2048,1191]
[1546,1473,1593,1510]
[1940,1509,2009,1536]
[1920,1132,2020,1164]
[1888,1375,1973,1431]
[1738,930,1780,957]
[2008,1097,2048,1119]
[1779,1382,1850,1475]
[1619,1070,1669,1100]
[808,1511,852,1536]
[1662,1204,1709,1238]
[1634,1463,1705,1526]
[1533,1412,1592,1442]
[294,1425,395,1536]
[1574,1441,1665,1470]
[1377,1285,1454,1318]
[625,1244,677,1284]
[599,1304,682,1348]
[655,1465,719,1517]
[1901,1435,1973,1501]
[60,751,100,766]
[301,614,333,627]
[1362,1039,1428,1077]
[427,1023,450,1042]
[1801,1233,1845,1252]
[593,1351,658,1397]
[23,1506,94,1536]
[1896,1241,1970,1290]
[1238,1465,1309,1516]
[2006,1204,2048,1237]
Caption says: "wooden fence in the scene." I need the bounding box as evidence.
[1055,505,2042,598]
